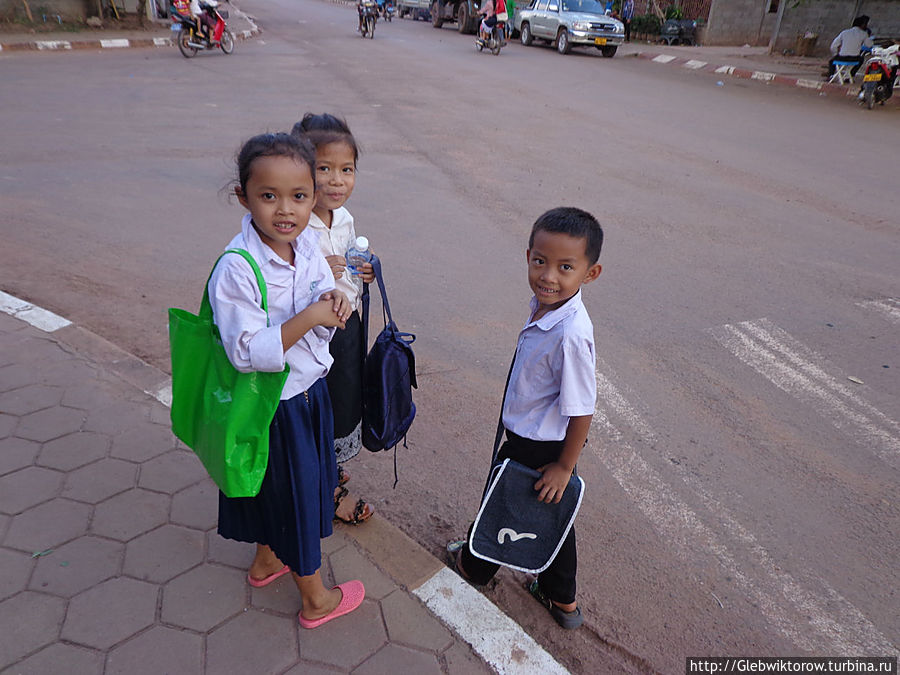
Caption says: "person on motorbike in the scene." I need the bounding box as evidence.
[357,0,375,32]
[189,0,213,42]
[828,15,874,78]
[478,0,505,44]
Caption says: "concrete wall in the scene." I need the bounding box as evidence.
[0,0,144,20]
[705,0,900,52]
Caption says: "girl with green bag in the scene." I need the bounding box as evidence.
[208,133,365,629]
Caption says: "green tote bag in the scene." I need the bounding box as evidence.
[169,248,289,498]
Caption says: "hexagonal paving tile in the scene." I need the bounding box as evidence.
[82,399,150,436]
[105,625,202,675]
[170,480,218,531]
[0,384,62,416]
[0,466,63,515]
[0,547,34,601]
[0,411,16,438]
[138,449,207,493]
[442,639,494,674]
[0,591,66,664]
[16,406,85,443]
[206,610,299,675]
[61,577,158,650]
[0,437,40,476]
[329,541,397,601]
[3,498,91,552]
[109,423,176,463]
[63,458,136,504]
[355,644,443,675]
[60,380,119,411]
[123,524,204,583]
[161,563,247,631]
[91,489,169,541]
[6,642,104,675]
[207,531,254,569]
[38,430,110,471]
[0,363,33,392]
[380,589,453,652]
[251,575,303,615]
[29,536,123,598]
[297,601,386,669]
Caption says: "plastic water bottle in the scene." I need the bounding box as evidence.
[345,236,372,276]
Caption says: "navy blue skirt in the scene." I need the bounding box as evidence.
[217,379,337,577]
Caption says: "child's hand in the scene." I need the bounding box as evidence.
[325,255,346,280]
[319,290,352,323]
[534,462,573,504]
[306,299,346,329]
[358,262,375,284]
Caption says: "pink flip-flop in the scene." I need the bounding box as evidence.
[247,565,290,588]
[298,580,366,629]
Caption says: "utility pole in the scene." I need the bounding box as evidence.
[767,0,787,52]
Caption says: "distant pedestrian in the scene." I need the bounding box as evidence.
[828,15,874,77]
[291,113,375,527]
[622,0,634,42]
[210,132,365,629]
[452,207,605,629]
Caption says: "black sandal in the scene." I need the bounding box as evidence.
[333,486,373,525]
[526,579,583,629]
[337,465,350,487]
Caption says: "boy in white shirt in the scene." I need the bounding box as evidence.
[455,207,603,629]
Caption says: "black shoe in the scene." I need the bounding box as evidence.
[526,579,583,629]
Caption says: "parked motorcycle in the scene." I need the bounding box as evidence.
[359,0,377,38]
[171,0,234,57]
[858,43,899,109]
[475,19,505,55]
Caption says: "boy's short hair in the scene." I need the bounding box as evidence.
[529,207,604,264]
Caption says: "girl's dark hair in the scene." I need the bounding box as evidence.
[290,113,359,165]
[529,207,604,264]
[236,132,317,194]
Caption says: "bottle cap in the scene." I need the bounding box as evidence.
[355,236,369,250]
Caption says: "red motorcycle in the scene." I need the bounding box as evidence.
[170,0,235,57]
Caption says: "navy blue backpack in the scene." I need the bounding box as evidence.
[360,256,417,477]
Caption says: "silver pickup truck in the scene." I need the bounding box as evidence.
[514,0,623,57]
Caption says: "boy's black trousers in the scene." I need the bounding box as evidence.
[460,430,577,605]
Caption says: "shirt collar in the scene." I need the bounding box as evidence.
[240,213,317,266]
[525,289,584,331]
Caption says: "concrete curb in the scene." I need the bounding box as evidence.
[0,7,260,52]
[630,49,899,107]
[0,290,569,675]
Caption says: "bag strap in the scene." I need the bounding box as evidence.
[491,350,517,466]
[200,248,272,326]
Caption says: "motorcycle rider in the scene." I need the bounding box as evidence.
[357,0,375,32]
[189,0,214,42]
[478,0,505,44]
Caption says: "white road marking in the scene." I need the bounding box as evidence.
[35,40,72,50]
[0,290,71,332]
[710,318,900,466]
[796,79,823,90]
[591,363,897,655]
[653,54,676,63]
[684,59,707,69]
[751,71,776,82]
[414,568,568,675]
[858,298,900,324]
[100,39,130,48]
[153,37,172,46]
[715,65,735,74]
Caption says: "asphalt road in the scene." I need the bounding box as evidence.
[1,1,899,671]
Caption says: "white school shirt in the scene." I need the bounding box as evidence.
[502,290,597,442]
[307,207,363,312]
[208,214,337,399]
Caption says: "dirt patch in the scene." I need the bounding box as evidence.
[0,13,157,34]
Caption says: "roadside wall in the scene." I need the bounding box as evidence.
[705,0,900,52]
[0,0,143,21]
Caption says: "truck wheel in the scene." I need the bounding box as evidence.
[556,28,570,54]
[457,2,468,33]
[431,0,443,27]
[520,22,532,45]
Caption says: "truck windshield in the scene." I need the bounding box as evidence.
[561,0,606,13]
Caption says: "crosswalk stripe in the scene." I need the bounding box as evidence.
[591,364,897,655]
[710,318,900,466]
